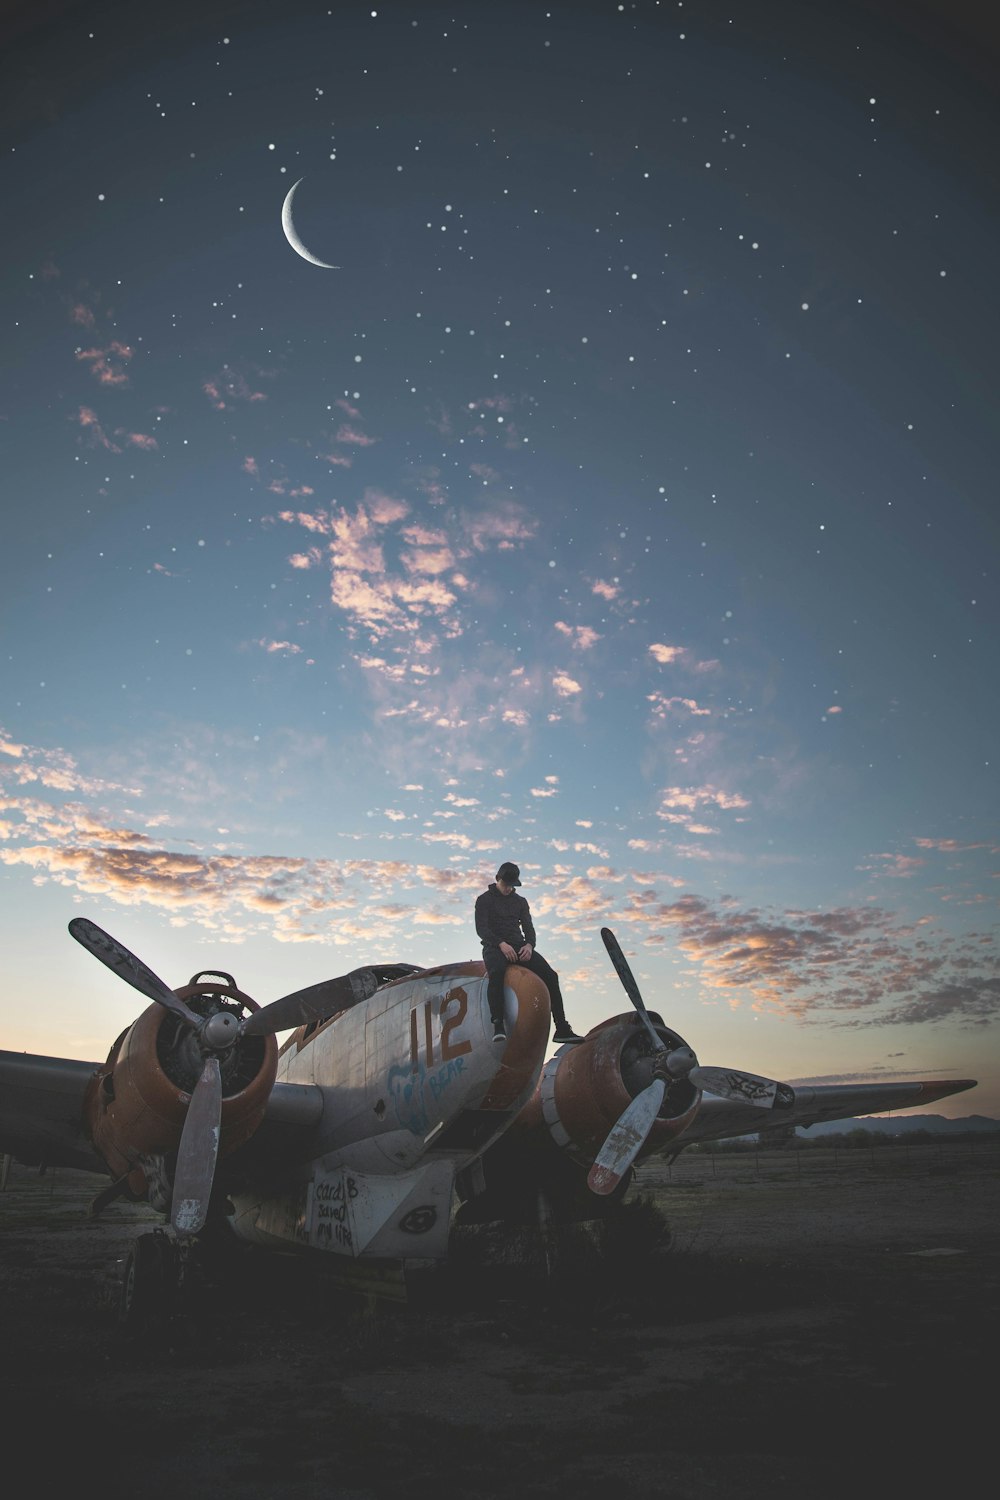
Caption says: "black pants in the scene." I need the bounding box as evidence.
[482,947,567,1029]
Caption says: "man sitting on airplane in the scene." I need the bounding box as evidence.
[475,862,583,1046]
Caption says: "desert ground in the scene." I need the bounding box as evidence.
[1,1140,996,1499]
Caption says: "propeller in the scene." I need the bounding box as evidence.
[588,928,782,1195]
[69,917,380,1232]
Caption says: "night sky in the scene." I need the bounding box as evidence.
[2,0,997,1115]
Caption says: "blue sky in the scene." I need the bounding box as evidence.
[2,0,996,1114]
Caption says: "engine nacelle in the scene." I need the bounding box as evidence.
[516,1011,700,1166]
[84,977,277,1201]
[456,1012,702,1225]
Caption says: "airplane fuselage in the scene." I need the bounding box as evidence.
[225,961,552,1262]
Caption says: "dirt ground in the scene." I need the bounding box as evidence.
[1,1142,996,1499]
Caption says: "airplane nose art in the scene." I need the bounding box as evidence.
[479,967,551,1112]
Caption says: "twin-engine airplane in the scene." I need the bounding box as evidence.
[0,919,976,1308]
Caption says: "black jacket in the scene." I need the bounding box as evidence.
[475,883,536,950]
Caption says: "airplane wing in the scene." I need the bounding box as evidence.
[0,1050,105,1172]
[220,1079,326,1183]
[679,1077,978,1147]
[0,1045,330,1183]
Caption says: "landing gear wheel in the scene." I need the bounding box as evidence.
[118,1229,177,1331]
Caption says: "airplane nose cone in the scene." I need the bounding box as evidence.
[203,1011,240,1050]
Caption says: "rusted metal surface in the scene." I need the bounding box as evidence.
[478,967,551,1113]
[86,983,277,1192]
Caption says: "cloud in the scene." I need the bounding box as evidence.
[609,893,1000,1027]
[256,639,303,656]
[0,734,140,798]
[462,504,536,552]
[76,341,131,386]
[858,853,928,879]
[75,406,120,452]
[657,785,750,816]
[552,672,582,698]
[915,838,999,854]
[647,693,711,718]
[555,622,601,650]
[335,424,376,446]
[648,643,683,664]
[203,370,267,409]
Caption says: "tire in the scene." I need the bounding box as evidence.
[118,1230,176,1330]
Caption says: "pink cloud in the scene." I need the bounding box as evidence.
[257,639,303,655]
[463,505,535,551]
[858,853,929,879]
[203,371,267,409]
[75,406,120,452]
[555,622,602,650]
[648,643,683,664]
[335,424,376,447]
[280,509,331,535]
[647,693,711,718]
[658,785,749,814]
[76,341,131,385]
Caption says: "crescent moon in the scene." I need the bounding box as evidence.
[281,178,339,269]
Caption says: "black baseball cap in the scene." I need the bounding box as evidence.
[496,862,521,886]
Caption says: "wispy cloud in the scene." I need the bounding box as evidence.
[75,406,120,451]
[555,622,601,650]
[647,693,711,719]
[76,341,131,386]
[203,370,267,409]
[609,893,1000,1027]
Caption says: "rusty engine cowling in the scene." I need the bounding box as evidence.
[84,977,277,1205]
[457,1011,700,1224]
[519,1011,700,1165]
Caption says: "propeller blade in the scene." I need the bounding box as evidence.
[240,966,380,1038]
[69,917,202,1029]
[587,1078,666,1196]
[690,1066,780,1108]
[171,1055,222,1235]
[600,927,665,1051]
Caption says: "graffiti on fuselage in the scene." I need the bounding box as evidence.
[313,1173,358,1252]
[387,985,474,1137]
[387,1053,468,1137]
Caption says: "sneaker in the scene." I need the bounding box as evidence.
[492,1019,507,1042]
[553,1025,584,1044]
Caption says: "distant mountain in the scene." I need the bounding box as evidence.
[799,1114,1000,1137]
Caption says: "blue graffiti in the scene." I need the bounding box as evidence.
[387,1054,467,1137]
[428,1055,465,1100]
[387,1063,430,1137]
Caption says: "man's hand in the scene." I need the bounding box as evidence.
[518,943,533,961]
[500,942,519,961]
